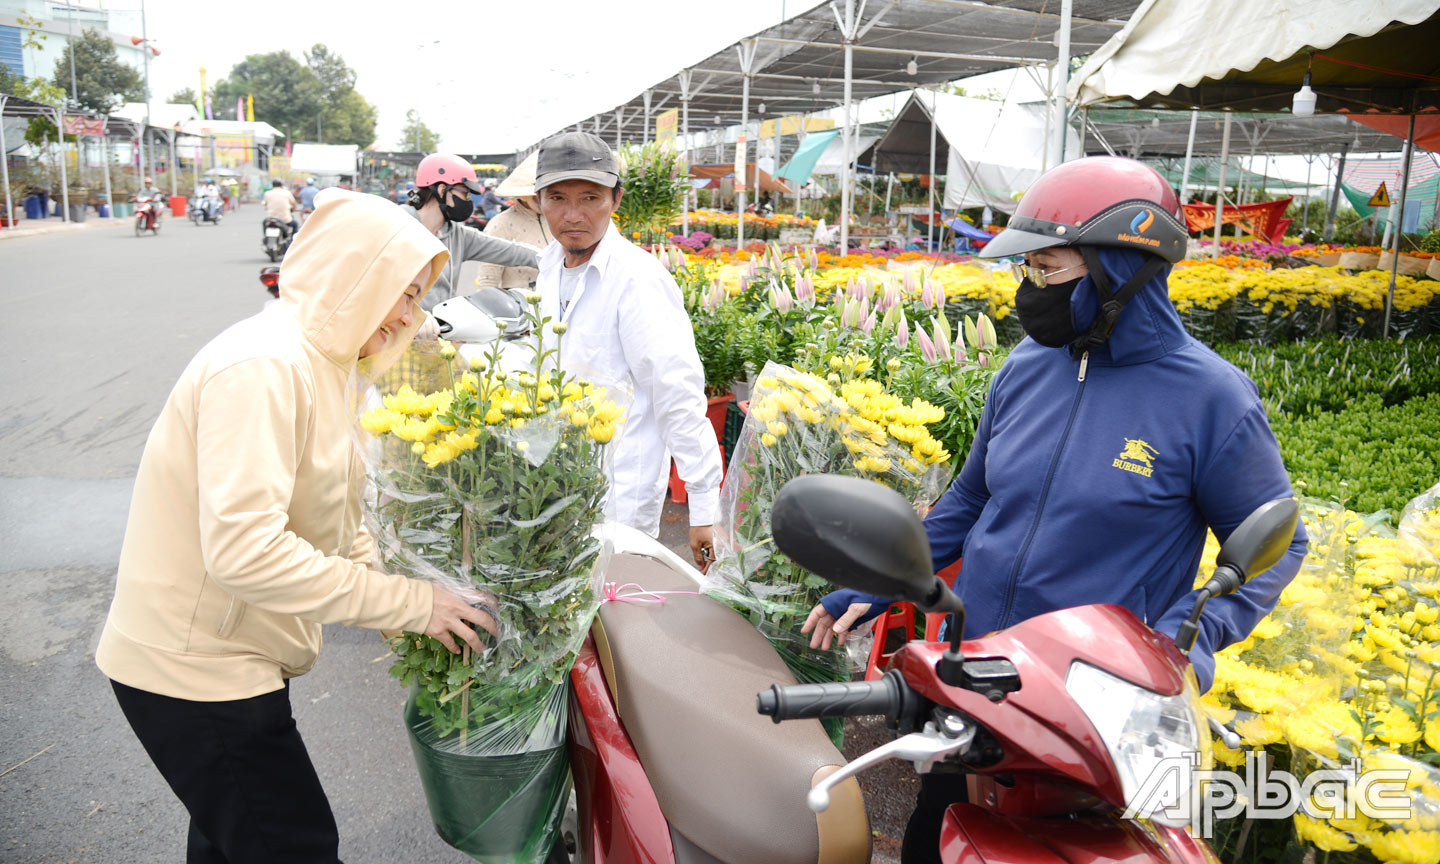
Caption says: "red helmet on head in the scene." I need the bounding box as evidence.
[415,153,483,194]
[981,157,1187,263]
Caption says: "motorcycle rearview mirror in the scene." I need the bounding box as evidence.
[1212,497,1300,595]
[1175,498,1299,653]
[771,475,961,616]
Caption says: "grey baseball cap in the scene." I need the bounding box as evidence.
[535,132,620,191]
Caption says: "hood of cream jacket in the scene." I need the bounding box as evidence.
[97,190,449,701]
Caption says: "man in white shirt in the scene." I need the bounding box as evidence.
[533,132,722,569]
[262,179,300,234]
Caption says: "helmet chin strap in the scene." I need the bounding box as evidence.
[1069,247,1166,359]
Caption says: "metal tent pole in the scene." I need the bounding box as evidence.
[738,69,750,248]
[1383,113,1417,338]
[928,87,937,252]
[57,108,71,223]
[102,129,114,217]
[614,107,624,152]
[1324,143,1349,242]
[643,90,653,146]
[680,71,691,237]
[1178,108,1198,202]
[0,96,11,230]
[168,130,177,196]
[1302,155,1313,232]
[736,39,756,249]
[1212,112,1232,258]
[840,0,855,253]
[1050,0,1073,168]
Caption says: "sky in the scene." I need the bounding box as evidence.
[91,0,1406,185]
[112,0,835,154]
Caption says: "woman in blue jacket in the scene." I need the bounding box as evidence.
[801,156,1308,864]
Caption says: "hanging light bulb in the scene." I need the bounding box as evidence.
[758,102,767,114]
[1292,59,1317,117]
[906,57,918,76]
[812,80,821,95]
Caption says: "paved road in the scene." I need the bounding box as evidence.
[0,211,906,863]
[0,211,479,863]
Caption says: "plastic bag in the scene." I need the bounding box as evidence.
[355,333,629,863]
[1202,480,1440,862]
[706,361,949,736]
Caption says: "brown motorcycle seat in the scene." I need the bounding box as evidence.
[593,553,870,864]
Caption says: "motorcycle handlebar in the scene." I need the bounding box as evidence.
[757,672,903,724]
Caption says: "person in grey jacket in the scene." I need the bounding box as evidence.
[402,153,540,317]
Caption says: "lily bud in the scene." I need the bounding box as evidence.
[915,325,937,363]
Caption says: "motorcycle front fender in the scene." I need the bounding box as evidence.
[940,804,1218,864]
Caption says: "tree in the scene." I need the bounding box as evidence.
[400,109,440,152]
[50,28,144,114]
[319,89,377,148]
[211,51,321,140]
[304,44,355,101]
[0,63,18,96]
[303,44,374,148]
[169,87,196,105]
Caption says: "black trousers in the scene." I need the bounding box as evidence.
[900,771,970,864]
[110,679,343,864]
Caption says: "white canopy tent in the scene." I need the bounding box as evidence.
[1068,0,1440,336]
[862,92,1080,215]
[290,143,360,177]
[1067,0,1439,111]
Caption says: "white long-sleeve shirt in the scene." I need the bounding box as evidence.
[535,224,721,536]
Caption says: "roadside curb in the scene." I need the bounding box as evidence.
[0,218,140,241]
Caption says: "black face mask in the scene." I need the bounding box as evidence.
[1015,276,1084,348]
[440,189,474,223]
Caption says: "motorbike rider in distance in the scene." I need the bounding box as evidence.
[299,177,320,219]
[403,153,540,319]
[263,179,300,236]
[799,156,1309,864]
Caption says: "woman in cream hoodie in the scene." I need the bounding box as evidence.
[97,190,494,864]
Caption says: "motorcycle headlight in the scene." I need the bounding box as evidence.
[1066,660,1205,827]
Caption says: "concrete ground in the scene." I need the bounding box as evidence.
[0,209,908,863]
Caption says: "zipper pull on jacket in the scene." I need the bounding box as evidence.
[1078,350,1090,382]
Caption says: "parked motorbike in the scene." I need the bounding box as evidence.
[133,195,162,236]
[189,195,223,226]
[564,524,873,864]
[756,474,1299,864]
[260,266,280,301]
[262,217,294,262]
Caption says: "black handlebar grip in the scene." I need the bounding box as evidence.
[756,674,900,723]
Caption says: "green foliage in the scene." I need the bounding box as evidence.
[50,28,143,113]
[212,51,321,140]
[1421,229,1440,254]
[1270,392,1440,515]
[305,44,375,148]
[614,141,688,243]
[400,108,440,151]
[169,87,196,105]
[1215,337,1440,416]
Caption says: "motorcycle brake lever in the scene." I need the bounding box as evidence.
[807,720,975,813]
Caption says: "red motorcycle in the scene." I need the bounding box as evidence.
[751,474,1298,864]
[134,195,162,236]
[565,525,873,864]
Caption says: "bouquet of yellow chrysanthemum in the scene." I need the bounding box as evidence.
[707,360,949,740]
[1198,479,1440,864]
[355,305,627,863]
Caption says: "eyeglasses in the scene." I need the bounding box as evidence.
[1010,261,1085,288]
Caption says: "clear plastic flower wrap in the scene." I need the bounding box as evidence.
[354,326,630,863]
[705,361,949,739]
[1199,479,1440,864]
